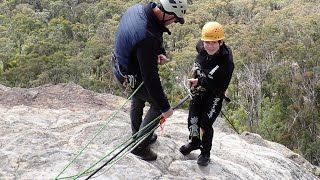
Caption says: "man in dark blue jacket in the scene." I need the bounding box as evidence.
[112,0,188,161]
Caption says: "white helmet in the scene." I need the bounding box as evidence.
[160,0,187,24]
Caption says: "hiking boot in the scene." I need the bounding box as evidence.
[131,146,157,161]
[197,153,210,166]
[149,134,157,145]
[179,141,200,155]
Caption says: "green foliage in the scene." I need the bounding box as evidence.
[0,0,319,166]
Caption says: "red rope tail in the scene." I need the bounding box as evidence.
[159,117,166,134]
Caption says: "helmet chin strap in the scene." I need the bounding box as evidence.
[161,12,175,24]
[158,4,176,25]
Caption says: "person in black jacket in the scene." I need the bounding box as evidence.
[112,0,188,161]
[179,21,234,166]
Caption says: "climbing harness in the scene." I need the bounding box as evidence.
[111,53,138,90]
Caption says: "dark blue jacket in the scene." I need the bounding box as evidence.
[114,2,171,112]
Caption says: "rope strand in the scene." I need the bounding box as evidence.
[54,82,144,180]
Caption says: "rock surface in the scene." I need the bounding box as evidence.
[0,83,319,180]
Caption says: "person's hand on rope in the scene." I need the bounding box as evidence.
[161,108,173,120]
[158,54,169,65]
[160,108,173,129]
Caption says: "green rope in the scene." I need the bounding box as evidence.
[73,114,161,179]
[54,82,144,180]
[76,92,190,179]
[90,125,158,178]
[57,130,152,180]
[56,62,179,179]
[58,84,190,179]
[55,169,95,180]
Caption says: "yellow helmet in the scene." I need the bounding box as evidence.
[201,21,225,41]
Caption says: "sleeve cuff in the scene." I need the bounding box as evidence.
[160,104,171,113]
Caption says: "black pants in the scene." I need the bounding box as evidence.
[187,94,223,154]
[130,85,161,148]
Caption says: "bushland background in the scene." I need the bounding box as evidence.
[0,0,319,166]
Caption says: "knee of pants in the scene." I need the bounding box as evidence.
[200,120,213,129]
[200,126,213,135]
[131,97,145,107]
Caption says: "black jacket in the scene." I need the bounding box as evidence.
[193,40,234,96]
[114,2,171,112]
